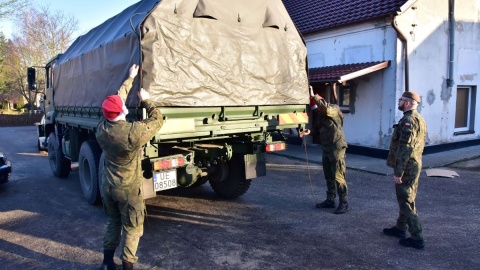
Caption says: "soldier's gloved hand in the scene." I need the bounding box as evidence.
[129,64,139,78]
[138,88,150,101]
[309,85,314,97]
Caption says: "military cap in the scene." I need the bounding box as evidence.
[402,91,421,103]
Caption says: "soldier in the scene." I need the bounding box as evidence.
[384,91,427,250]
[300,86,349,214]
[96,64,163,270]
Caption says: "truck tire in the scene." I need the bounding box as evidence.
[190,177,208,187]
[48,133,71,178]
[209,155,251,199]
[78,140,102,205]
[98,153,105,203]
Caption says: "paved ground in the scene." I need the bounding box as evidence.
[0,126,479,269]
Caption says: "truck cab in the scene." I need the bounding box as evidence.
[29,54,62,151]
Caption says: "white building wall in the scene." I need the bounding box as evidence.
[455,0,480,141]
[396,0,480,146]
[305,20,400,148]
[304,0,480,149]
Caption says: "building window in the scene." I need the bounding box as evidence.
[310,82,356,113]
[339,85,351,110]
[454,86,476,134]
[338,82,356,114]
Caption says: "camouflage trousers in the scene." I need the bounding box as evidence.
[395,159,423,240]
[101,183,146,263]
[322,147,348,203]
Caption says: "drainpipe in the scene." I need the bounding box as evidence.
[392,16,409,92]
[447,0,455,87]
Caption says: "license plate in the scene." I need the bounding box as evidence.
[153,169,177,191]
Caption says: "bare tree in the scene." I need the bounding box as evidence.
[3,5,78,112]
[0,32,7,93]
[0,0,28,110]
[0,0,28,21]
[4,35,34,110]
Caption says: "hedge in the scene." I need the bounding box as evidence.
[0,114,43,127]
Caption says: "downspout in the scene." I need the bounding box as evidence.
[392,16,409,92]
[447,0,455,87]
[332,82,338,104]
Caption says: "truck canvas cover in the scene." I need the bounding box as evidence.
[54,0,308,108]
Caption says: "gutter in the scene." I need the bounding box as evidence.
[392,16,410,92]
[447,0,455,87]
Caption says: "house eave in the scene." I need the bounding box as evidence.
[339,61,391,83]
[397,0,420,15]
[309,61,391,84]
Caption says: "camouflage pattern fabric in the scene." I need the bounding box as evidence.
[313,97,348,151]
[101,185,145,263]
[312,96,348,202]
[117,77,134,101]
[386,109,427,240]
[322,147,348,202]
[96,77,163,263]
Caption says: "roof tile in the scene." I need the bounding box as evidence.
[309,61,387,82]
[283,0,410,34]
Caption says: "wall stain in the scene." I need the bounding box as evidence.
[456,22,464,33]
[380,108,396,149]
[426,89,436,105]
[460,74,478,82]
[440,77,452,102]
[382,134,392,149]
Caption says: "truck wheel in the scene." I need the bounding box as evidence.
[190,177,208,187]
[48,133,71,178]
[209,155,251,199]
[98,153,105,204]
[78,140,102,205]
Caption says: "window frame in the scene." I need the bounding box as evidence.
[338,84,351,112]
[454,85,476,135]
[337,82,356,114]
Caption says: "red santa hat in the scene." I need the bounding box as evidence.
[310,97,318,110]
[102,95,125,121]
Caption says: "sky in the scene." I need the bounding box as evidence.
[0,0,139,39]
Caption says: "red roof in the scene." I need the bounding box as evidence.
[282,0,414,34]
[309,61,390,82]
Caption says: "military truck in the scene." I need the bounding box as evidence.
[29,0,309,205]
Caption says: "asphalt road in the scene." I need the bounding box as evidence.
[0,126,479,270]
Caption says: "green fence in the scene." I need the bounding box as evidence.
[0,114,43,127]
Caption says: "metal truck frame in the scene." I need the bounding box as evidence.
[29,0,309,205]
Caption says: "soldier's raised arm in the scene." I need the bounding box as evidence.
[117,64,139,100]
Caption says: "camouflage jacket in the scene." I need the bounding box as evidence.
[386,109,427,177]
[311,96,348,151]
[96,78,163,189]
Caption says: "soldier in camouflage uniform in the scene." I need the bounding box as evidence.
[300,86,349,214]
[96,64,163,270]
[384,91,427,250]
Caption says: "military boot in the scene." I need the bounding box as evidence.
[383,226,406,239]
[399,237,425,249]
[334,201,350,214]
[122,260,134,270]
[100,249,119,270]
[316,199,335,208]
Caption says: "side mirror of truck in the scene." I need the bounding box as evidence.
[27,67,37,91]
